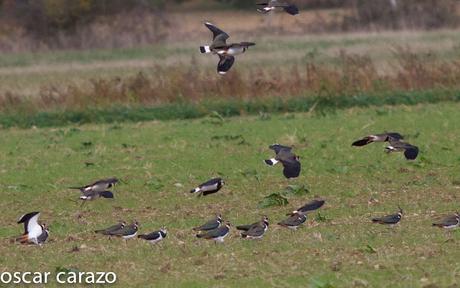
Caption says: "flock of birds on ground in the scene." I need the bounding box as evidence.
[13,1,460,247]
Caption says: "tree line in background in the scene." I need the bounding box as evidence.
[0,0,458,51]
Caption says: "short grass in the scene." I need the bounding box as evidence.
[1,102,460,287]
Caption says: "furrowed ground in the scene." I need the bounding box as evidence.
[0,102,459,287]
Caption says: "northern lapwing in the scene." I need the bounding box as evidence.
[193,214,223,231]
[95,221,126,235]
[190,178,224,197]
[265,144,301,179]
[16,212,49,246]
[200,22,255,75]
[109,221,139,241]
[138,228,167,245]
[196,222,231,243]
[69,177,119,193]
[352,132,403,147]
[236,216,269,231]
[240,217,269,239]
[372,207,403,225]
[385,137,419,160]
[287,199,325,216]
[432,212,460,229]
[278,213,307,230]
[256,0,299,15]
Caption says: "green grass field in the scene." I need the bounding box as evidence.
[1,102,459,287]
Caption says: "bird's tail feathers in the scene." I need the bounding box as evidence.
[264,158,279,166]
[200,46,212,54]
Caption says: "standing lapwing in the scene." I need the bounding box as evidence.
[256,0,299,15]
[278,213,307,230]
[95,221,126,235]
[385,137,419,160]
[352,132,404,147]
[265,144,301,179]
[200,22,255,75]
[193,214,223,231]
[16,212,49,245]
[287,199,325,216]
[236,216,269,231]
[138,228,167,245]
[372,207,403,225]
[196,222,231,243]
[108,221,139,241]
[240,217,269,239]
[432,212,460,229]
[190,178,224,197]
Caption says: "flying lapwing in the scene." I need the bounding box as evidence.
[190,178,224,197]
[16,212,49,246]
[256,0,299,15]
[193,214,223,231]
[240,217,269,239]
[385,137,419,160]
[109,221,139,241]
[432,212,460,229]
[70,178,118,205]
[352,132,404,147]
[287,199,325,216]
[95,221,126,235]
[138,228,167,245]
[200,22,255,75]
[196,222,231,243]
[278,213,307,230]
[69,177,119,193]
[265,144,301,179]
[372,207,403,225]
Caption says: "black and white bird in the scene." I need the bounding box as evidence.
[200,22,255,75]
[69,177,119,193]
[256,0,299,15]
[352,132,403,147]
[193,214,223,231]
[372,207,403,225]
[138,228,167,244]
[385,137,419,160]
[432,212,460,229]
[196,222,231,243]
[287,199,325,216]
[278,213,307,230]
[16,212,49,245]
[109,221,139,240]
[240,217,269,239]
[95,221,126,235]
[265,144,301,179]
[70,178,118,204]
[190,178,224,196]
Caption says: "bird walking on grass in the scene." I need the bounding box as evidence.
[196,222,231,243]
[95,221,126,235]
[108,221,139,242]
[190,178,224,197]
[138,228,167,245]
[278,213,307,230]
[16,212,49,246]
[240,217,269,239]
[432,212,460,229]
[256,0,299,15]
[193,214,223,231]
[372,207,403,225]
[264,144,301,179]
[200,22,255,75]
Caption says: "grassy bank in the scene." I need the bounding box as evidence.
[1,102,459,287]
[1,89,459,128]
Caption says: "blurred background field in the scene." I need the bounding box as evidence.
[1,0,460,126]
